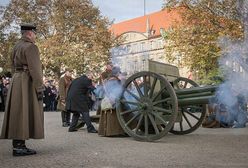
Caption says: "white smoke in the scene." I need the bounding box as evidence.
[214,1,248,127]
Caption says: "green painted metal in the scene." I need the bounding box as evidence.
[116,60,218,140]
[177,92,214,99]
[175,85,217,95]
[170,77,210,135]
[148,60,180,81]
[178,95,214,105]
[116,71,178,141]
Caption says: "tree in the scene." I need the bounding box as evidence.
[0,30,19,76]
[0,0,117,78]
[163,0,244,84]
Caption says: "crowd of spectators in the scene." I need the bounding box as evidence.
[0,75,60,112]
[0,65,125,113]
[43,79,59,111]
[0,77,10,111]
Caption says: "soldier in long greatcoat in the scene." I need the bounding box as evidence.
[0,24,44,156]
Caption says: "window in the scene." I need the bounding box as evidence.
[153,40,158,49]
[158,39,163,48]
[126,45,131,53]
[150,41,153,50]
[133,44,137,53]
[141,42,146,51]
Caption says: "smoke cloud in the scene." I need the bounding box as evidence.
[214,1,248,128]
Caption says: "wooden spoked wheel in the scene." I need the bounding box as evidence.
[170,77,207,135]
[116,71,178,141]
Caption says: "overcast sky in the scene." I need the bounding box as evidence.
[0,0,164,23]
[92,0,164,23]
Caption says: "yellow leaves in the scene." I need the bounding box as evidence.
[0,0,113,77]
[163,0,244,83]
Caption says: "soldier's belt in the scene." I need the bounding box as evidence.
[14,65,29,72]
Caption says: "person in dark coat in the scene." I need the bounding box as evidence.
[43,81,53,111]
[50,83,58,111]
[1,23,44,156]
[66,72,97,133]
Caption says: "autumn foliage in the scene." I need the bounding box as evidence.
[163,0,244,84]
[0,0,117,78]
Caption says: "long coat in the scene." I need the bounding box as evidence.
[98,77,124,136]
[57,76,72,111]
[1,36,44,140]
[66,75,94,113]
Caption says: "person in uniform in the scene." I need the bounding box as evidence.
[0,23,44,156]
[57,69,73,127]
[66,72,97,133]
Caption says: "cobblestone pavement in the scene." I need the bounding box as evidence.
[0,112,248,168]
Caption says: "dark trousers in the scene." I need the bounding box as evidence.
[12,140,25,148]
[69,111,95,132]
[61,110,71,124]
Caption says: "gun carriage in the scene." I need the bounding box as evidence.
[115,60,217,141]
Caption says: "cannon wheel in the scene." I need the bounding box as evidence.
[116,71,178,141]
[170,77,207,135]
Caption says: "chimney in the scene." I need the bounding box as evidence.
[146,17,150,37]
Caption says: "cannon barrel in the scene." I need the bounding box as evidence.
[163,85,217,97]
[178,95,215,105]
[165,85,217,105]
[175,85,218,95]
[176,91,214,99]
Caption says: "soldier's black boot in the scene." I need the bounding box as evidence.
[74,116,85,130]
[13,147,37,156]
[81,112,97,133]
[12,140,36,156]
[68,113,80,132]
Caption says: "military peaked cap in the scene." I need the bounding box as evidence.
[20,23,36,31]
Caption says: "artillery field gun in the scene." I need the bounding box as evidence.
[115,60,217,141]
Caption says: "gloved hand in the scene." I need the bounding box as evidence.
[37,91,44,101]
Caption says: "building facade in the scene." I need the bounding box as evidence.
[110,9,190,77]
[110,8,248,82]
[111,31,165,75]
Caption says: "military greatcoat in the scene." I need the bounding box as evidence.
[0,36,44,140]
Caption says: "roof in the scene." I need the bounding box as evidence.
[110,8,182,37]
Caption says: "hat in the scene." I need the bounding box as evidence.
[112,66,121,76]
[20,23,36,32]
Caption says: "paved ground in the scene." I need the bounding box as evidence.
[0,112,248,168]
